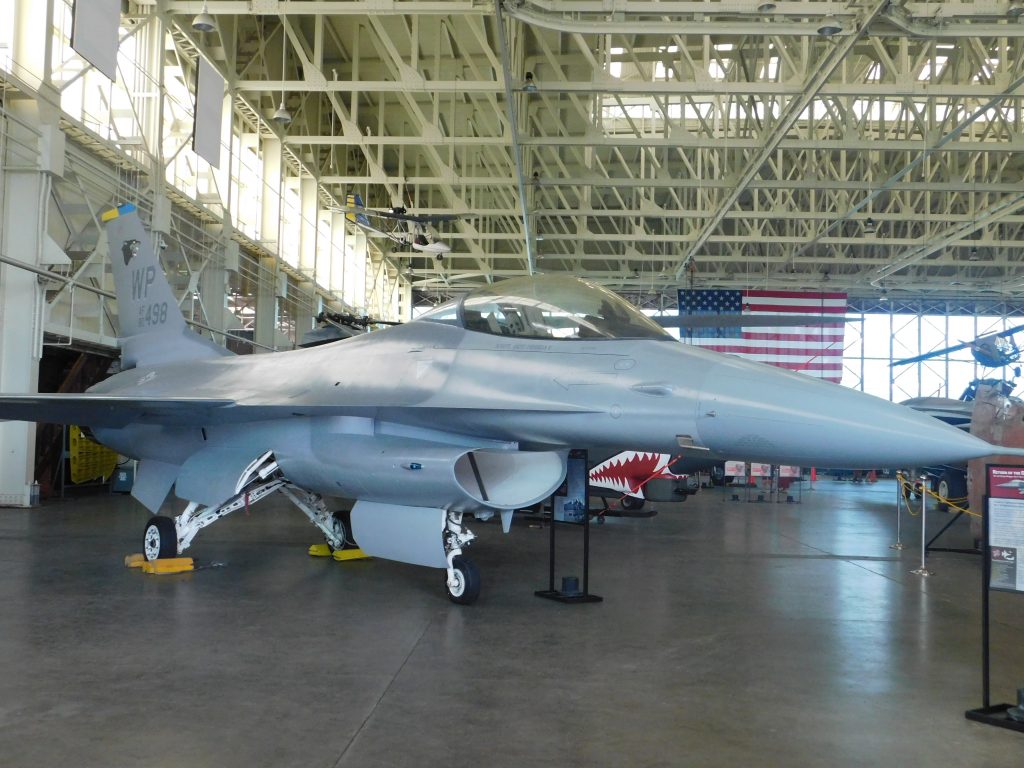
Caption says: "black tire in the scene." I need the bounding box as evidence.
[143,516,177,561]
[621,495,645,511]
[445,555,481,605]
[330,510,354,549]
[938,471,967,509]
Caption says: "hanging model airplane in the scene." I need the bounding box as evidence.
[335,193,465,254]
[1,204,1021,604]
[891,324,1024,368]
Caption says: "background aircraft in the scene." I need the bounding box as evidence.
[891,324,1024,368]
[336,193,466,254]
[0,204,1018,604]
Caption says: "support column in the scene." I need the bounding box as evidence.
[260,139,282,250]
[199,240,228,342]
[253,256,278,351]
[330,211,347,302]
[298,176,317,278]
[0,100,55,506]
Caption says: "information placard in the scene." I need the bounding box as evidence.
[553,449,587,524]
[749,462,772,478]
[724,460,746,477]
[987,466,1024,593]
[778,465,801,479]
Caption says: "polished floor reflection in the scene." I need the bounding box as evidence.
[0,479,1021,767]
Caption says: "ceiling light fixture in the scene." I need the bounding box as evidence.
[272,102,292,126]
[864,217,876,234]
[756,2,777,12]
[273,26,292,126]
[1009,0,1024,19]
[192,1,217,33]
[969,246,980,261]
[817,15,843,36]
[523,72,538,93]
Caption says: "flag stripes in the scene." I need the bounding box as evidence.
[678,289,847,383]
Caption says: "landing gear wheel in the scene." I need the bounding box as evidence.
[937,471,967,511]
[445,555,481,605]
[330,510,353,549]
[621,495,645,511]
[143,515,177,561]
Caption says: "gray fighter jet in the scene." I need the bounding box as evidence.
[0,204,1017,604]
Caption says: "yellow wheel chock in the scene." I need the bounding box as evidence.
[332,548,370,562]
[309,543,370,561]
[125,553,194,574]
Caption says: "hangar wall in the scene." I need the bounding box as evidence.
[0,0,412,507]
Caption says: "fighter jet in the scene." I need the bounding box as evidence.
[0,204,1019,604]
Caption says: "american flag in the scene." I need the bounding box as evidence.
[678,289,847,383]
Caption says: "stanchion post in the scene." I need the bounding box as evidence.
[911,474,933,577]
[891,471,907,550]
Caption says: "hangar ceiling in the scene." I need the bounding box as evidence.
[165,1,1024,302]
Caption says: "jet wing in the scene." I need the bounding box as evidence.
[352,208,464,225]
[0,394,236,428]
[0,393,597,429]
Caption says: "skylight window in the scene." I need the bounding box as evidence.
[609,46,624,78]
[759,57,779,80]
[918,56,948,81]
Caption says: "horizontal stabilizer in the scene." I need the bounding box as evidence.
[0,394,235,428]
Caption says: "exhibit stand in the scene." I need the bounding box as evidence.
[964,464,1024,733]
[535,449,603,604]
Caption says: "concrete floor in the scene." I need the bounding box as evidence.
[0,479,1022,767]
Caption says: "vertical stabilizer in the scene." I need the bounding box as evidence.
[346,193,371,228]
[101,203,231,368]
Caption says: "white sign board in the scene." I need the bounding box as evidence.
[193,58,225,168]
[988,466,1024,593]
[724,461,746,477]
[71,0,120,82]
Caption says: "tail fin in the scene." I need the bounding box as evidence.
[346,192,371,228]
[101,203,231,369]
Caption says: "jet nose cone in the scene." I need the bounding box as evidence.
[695,357,997,468]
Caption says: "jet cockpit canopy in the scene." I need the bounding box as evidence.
[419,275,671,341]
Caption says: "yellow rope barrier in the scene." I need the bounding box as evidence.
[896,473,979,518]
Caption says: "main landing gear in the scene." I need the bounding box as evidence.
[140,451,344,562]
[140,451,485,605]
